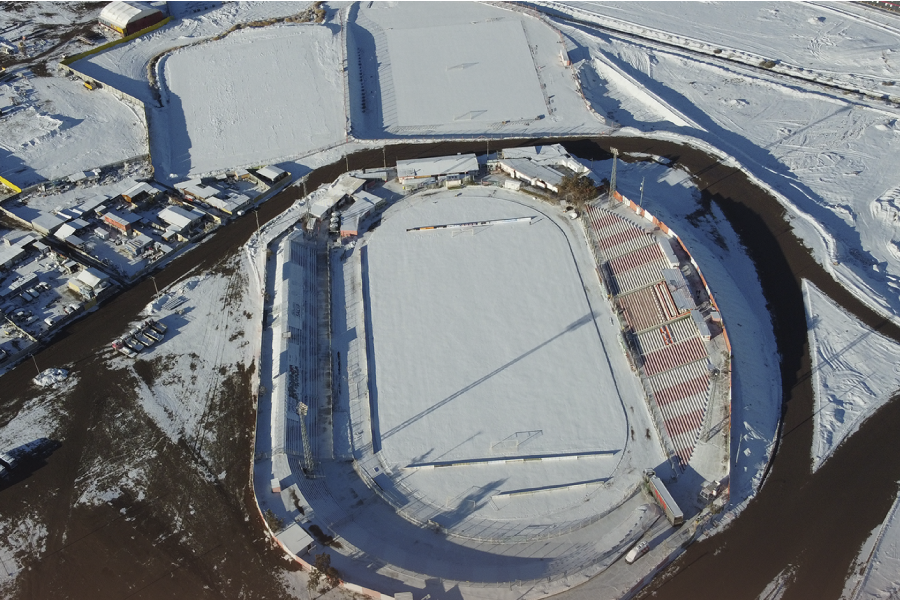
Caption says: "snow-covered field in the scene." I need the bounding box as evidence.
[348,2,607,137]
[0,75,146,188]
[73,2,316,107]
[804,280,900,473]
[122,257,258,451]
[553,2,900,88]
[365,190,644,521]
[549,2,900,333]
[155,23,346,180]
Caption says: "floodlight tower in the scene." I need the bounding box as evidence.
[298,401,315,476]
[609,147,619,205]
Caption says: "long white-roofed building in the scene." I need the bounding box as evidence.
[396,154,479,189]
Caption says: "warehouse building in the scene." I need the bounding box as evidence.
[103,211,140,234]
[99,1,165,37]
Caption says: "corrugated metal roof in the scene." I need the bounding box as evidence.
[499,158,564,187]
[99,1,160,29]
[396,154,478,180]
[257,166,287,182]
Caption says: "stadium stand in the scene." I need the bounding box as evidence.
[583,200,714,468]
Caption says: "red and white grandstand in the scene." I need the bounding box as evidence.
[583,196,731,468]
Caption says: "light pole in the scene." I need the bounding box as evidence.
[150,275,159,298]
[30,354,39,376]
[382,146,386,170]
[254,209,261,240]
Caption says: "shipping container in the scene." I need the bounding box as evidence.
[644,469,684,526]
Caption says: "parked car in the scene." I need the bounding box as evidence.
[625,541,650,564]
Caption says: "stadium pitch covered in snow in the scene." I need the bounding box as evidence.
[363,191,645,523]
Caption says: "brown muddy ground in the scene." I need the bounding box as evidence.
[1,137,899,599]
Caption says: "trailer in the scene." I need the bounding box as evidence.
[123,336,143,352]
[147,319,167,335]
[112,341,137,358]
[644,469,684,526]
[133,329,155,347]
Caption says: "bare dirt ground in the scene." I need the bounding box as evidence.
[0,253,299,599]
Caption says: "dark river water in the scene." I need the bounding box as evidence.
[2,137,899,600]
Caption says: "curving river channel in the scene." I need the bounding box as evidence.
[2,137,899,600]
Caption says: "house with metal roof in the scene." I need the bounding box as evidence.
[103,211,141,234]
[31,213,68,236]
[340,190,385,237]
[309,174,366,219]
[256,165,289,184]
[68,267,110,299]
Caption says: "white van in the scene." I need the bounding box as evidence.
[625,541,649,564]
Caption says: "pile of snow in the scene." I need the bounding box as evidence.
[32,368,69,388]
[804,280,900,472]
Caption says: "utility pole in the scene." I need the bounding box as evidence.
[30,354,39,376]
[150,275,159,298]
[382,146,386,170]
[345,154,349,173]
[639,177,645,208]
[254,209,261,240]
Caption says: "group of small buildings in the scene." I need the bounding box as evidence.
[174,165,286,215]
[496,144,591,194]
[392,144,589,195]
[305,145,590,241]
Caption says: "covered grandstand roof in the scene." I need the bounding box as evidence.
[396,154,478,180]
[99,1,161,30]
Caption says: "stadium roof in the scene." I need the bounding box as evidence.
[396,154,478,180]
[502,144,571,164]
[99,2,160,29]
[498,158,565,187]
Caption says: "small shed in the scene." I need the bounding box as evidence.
[122,181,160,203]
[256,165,289,184]
[68,267,109,299]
